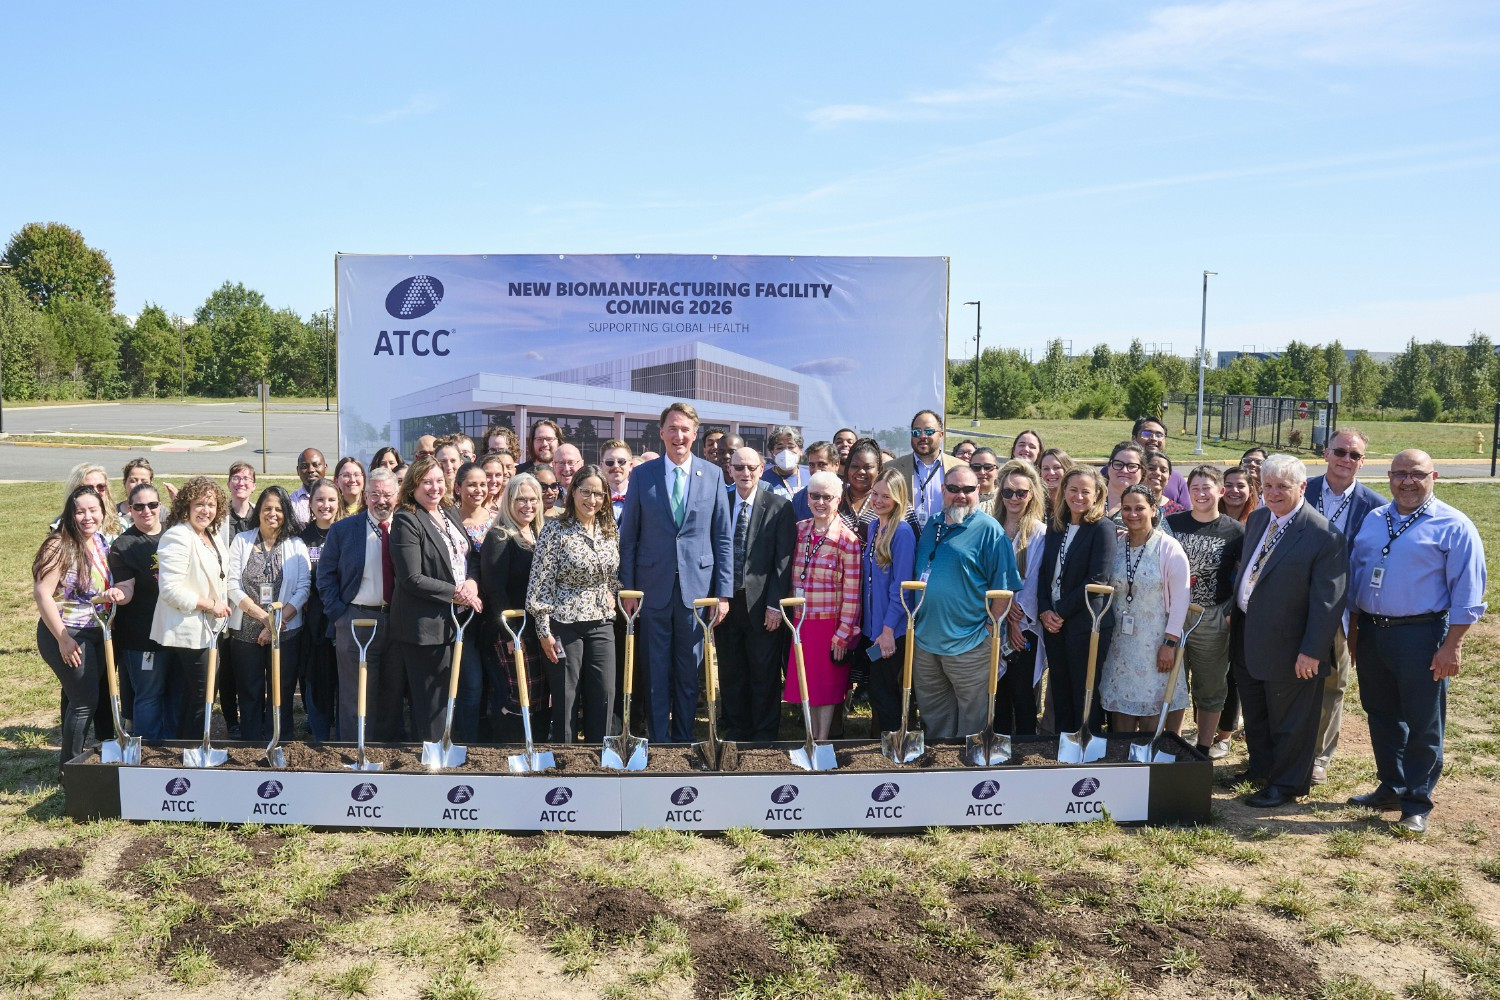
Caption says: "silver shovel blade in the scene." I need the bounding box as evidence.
[1057,734,1084,764]
[421,741,467,770]
[1151,747,1178,763]
[265,748,287,769]
[1081,733,1106,763]
[182,746,228,768]
[101,736,142,765]
[601,735,648,771]
[961,732,1011,766]
[508,749,556,773]
[790,743,838,772]
[346,756,384,771]
[1128,741,1154,763]
[880,729,926,764]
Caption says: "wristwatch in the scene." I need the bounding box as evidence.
[1163,636,1180,648]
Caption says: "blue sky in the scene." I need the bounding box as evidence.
[4,1,1496,359]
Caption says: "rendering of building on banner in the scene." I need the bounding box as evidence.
[390,341,836,459]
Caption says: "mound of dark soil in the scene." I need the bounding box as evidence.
[1,846,84,884]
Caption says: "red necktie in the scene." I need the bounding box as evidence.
[380,521,394,605]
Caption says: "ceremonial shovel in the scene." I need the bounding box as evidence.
[961,589,1016,767]
[501,610,555,773]
[263,602,287,769]
[422,603,473,770]
[345,618,383,771]
[1128,603,1206,763]
[881,581,927,764]
[1057,583,1115,765]
[691,597,738,771]
[90,598,141,765]
[601,591,647,771]
[182,614,230,768]
[778,597,837,772]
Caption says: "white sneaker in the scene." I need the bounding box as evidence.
[1207,739,1232,759]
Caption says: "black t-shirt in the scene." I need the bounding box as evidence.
[107,526,163,651]
[299,521,331,638]
[229,507,255,538]
[1165,512,1245,607]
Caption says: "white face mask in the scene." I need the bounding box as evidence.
[774,449,798,471]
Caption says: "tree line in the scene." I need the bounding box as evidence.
[1,222,336,401]
[948,331,1497,424]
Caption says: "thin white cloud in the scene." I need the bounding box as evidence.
[360,93,441,125]
[807,0,1495,126]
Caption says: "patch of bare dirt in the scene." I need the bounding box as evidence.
[1,846,83,884]
[686,912,784,999]
[799,895,982,997]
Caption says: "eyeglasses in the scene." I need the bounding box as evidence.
[1137,429,1166,440]
[1389,470,1433,482]
[731,463,761,472]
[601,458,630,466]
[1000,488,1029,500]
[574,489,608,501]
[1242,457,1264,466]
[539,482,561,492]
[130,501,161,512]
[1109,461,1142,472]
[910,428,938,437]
[1330,447,1365,461]
[945,484,977,495]
[970,463,998,473]
[808,492,837,504]
[229,475,255,484]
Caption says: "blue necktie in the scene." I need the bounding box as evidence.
[672,467,686,528]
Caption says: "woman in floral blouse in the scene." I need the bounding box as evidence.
[527,463,619,744]
[783,470,862,741]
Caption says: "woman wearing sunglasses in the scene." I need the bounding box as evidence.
[994,459,1047,736]
[531,465,566,519]
[107,483,174,739]
[969,448,1002,515]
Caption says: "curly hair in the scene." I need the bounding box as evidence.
[166,476,228,533]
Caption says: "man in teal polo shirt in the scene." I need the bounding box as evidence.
[912,464,1022,739]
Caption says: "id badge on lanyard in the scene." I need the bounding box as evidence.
[259,583,274,605]
[1369,566,1385,590]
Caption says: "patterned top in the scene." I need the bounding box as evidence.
[232,539,284,643]
[792,517,863,649]
[526,517,620,638]
[54,533,111,628]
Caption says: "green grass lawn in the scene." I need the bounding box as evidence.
[952,414,1496,461]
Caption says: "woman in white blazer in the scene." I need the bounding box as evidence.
[225,485,311,742]
[151,476,232,739]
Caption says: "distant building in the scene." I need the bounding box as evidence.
[1216,349,1401,369]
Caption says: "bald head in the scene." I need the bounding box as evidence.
[1389,449,1437,514]
[731,447,763,498]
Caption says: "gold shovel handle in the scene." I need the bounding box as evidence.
[778,596,806,637]
[267,603,284,708]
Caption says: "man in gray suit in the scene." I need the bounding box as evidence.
[885,409,964,529]
[1230,454,1347,807]
[619,402,734,742]
[716,447,796,740]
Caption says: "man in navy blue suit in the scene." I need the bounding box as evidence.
[1304,427,1385,784]
[619,402,734,742]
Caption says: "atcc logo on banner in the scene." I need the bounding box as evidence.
[1067,776,1104,816]
[257,780,283,800]
[868,782,902,820]
[162,776,195,815]
[665,785,702,823]
[540,786,576,824]
[445,784,478,821]
[968,779,1005,818]
[386,276,445,319]
[766,784,802,821]
[349,782,381,820]
[254,779,288,817]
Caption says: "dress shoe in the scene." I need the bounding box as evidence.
[1395,813,1428,835]
[1347,788,1401,810]
[1310,764,1327,785]
[1217,770,1257,789]
[1245,786,1293,808]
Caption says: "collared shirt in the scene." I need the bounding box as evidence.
[663,454,693,499]
[911,455,946,527]
[732,485,758,529]
[791,517,863,648]
[526,517,620,638]
[1348,496,1487,624]
[350,515,389,607]
[610,484,628,525]
[288,485,313,529]
[912,509,1022,656]
[1317,478,1358,534]
[1237,500,1302,613]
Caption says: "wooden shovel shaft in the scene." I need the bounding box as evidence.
[515,643,531,709]
[792,636,810,705]
[357,660,368,716]
[268,605,283,709]
[447,640,464,700]
[623,630,635,697]
[103,636,120,699]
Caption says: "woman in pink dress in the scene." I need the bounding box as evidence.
[783,471,863,740]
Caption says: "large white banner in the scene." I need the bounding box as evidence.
[335,254,949,461]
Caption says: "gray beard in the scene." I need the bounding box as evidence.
[945,504,976,525]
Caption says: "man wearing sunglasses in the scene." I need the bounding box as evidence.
[910,464,1022,740]
[107,483,173,739]
[888,409,964,529]
[1303,427,1386,785]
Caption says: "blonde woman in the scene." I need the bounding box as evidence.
[57,462,123,541]
[860,468,916,732]
[480,473,551,742]
[995,458,1047,735]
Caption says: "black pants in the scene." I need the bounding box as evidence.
[859,633,908,737]
[229,636,301,742]
[37,621,103,771]
[165,644,217,741]
[997,637,1040,736]
[549,620,615,744]
[392,639,452,743]
[217,635,239,728]
[1043,625,1112,735]
[717,594,789,741]
[1231,617,1325,796]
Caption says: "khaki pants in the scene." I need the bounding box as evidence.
[1313,627,1351,770]
[912,640,991,741]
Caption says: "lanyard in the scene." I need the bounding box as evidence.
[1316,484,1354,528]
[1123,535,1149,603]
[925,521,952,569]
[776,468,801,494]
[1249,517,1286,579]
[800,527,829,583]
[1056,523,1079,579]
[1381,497,1433,559]
[914,459,942,517]
[253,536,282,588]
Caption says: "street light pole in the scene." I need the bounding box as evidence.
[0,262,11,434]
[963,300,981,427]
[176,315,186,402]
[1194,271,1218,455]
[322,308,331,411]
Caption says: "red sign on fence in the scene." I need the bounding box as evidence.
[1242,400,1252,416]
[1298,401,1309,419]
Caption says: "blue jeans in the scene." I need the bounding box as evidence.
[453,637,484,744]
[123,648,179,741]
[1356,613,1448,817]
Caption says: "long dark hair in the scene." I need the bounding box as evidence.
[34,485,106,582]
[560,465,617,538]
[252,486,296,546]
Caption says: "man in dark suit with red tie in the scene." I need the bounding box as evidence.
[716,447,796,740]
[1229,454,1347,807]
